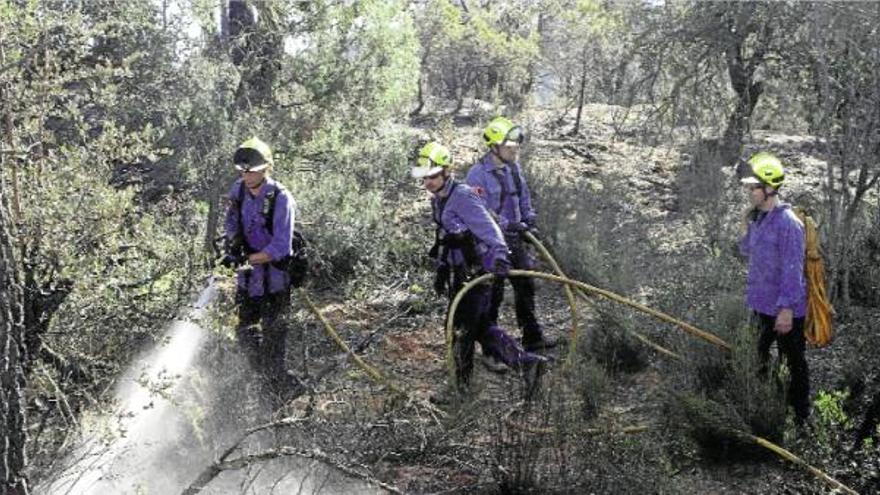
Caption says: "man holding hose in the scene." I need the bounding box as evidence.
[467,117,559,364]
[413,141,545,400]
[222,137,302,401]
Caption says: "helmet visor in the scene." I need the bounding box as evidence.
[502,127,524,147]
[411,165,445,179]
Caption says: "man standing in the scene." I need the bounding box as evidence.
[414,141,545,396]
[739,151,810,423]
[467,117,557,355]
[222,136,301,399]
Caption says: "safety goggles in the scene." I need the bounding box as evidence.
[422,170,444,180]
[502,127,524,147]
[235,163,270,173]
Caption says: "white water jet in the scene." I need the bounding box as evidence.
[39,278,384,494]
[40,280,218,495]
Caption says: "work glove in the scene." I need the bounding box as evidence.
[492,258,512,279]
[289,260,308,288]
[434,264,450,297]
[220,253,242,269]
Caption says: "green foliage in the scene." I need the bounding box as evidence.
[2,0,200,358]
[279,125,424,286]
[541,0,632,110]
[277,0,419,134]
[815,390,853,430]
[414,0,542,112]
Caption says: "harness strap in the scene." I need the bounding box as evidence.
[431,180,459,263]
[487,162,524,219]
[430,180,481,272]
[235,180,282,296]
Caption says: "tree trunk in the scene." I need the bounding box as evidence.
[573,47,588,135]
[1,38,29,493]
[1,189,29,495]
[410,73,425,116]
[720,37,764,167]
[203,164,235,263]
[410,49,430,116]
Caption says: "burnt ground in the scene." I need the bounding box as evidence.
[199,105,879,494]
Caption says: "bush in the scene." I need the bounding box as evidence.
[666,317,788,458]
[849,207,880,307]
[588,310,648,374]
[277,125,426,289]
[489,361,676,494]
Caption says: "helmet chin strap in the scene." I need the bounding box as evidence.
[491,146,514,166]
[247,176,267,192]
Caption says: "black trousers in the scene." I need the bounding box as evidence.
[755,312,811,420]
[237,289,293,393]
[489,232,542,344]
[449,268,492,388]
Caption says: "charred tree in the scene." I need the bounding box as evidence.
[1,185,29,495]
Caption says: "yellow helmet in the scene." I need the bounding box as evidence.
[233,137,273,172]
[741,152,785,189]
[482,116,524,148]
[411,141,452,178]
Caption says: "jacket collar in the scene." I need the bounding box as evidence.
[436,176,456,198]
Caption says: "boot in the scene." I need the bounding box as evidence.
[523,333,562,352]
[480,354,510,374]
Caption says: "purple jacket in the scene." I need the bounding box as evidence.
[739,203,807,318]
[465,153,536,231]
[224,178,296,298]
[432,179,510,272]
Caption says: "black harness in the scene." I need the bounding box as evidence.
[231,181,309,290]
[428,180,481,272]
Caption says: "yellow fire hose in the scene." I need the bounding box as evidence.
[748,434,858,494]
[523,231,684,362]
[445,270,731,385]
[442,267,857,494]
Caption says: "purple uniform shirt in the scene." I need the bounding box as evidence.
[432,179,510,272]
[224,178,296,298]
[739,203,807,318]
[465,153,536,231]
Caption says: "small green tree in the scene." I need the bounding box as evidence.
[541,0,631,133]
[412,0,541,114]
